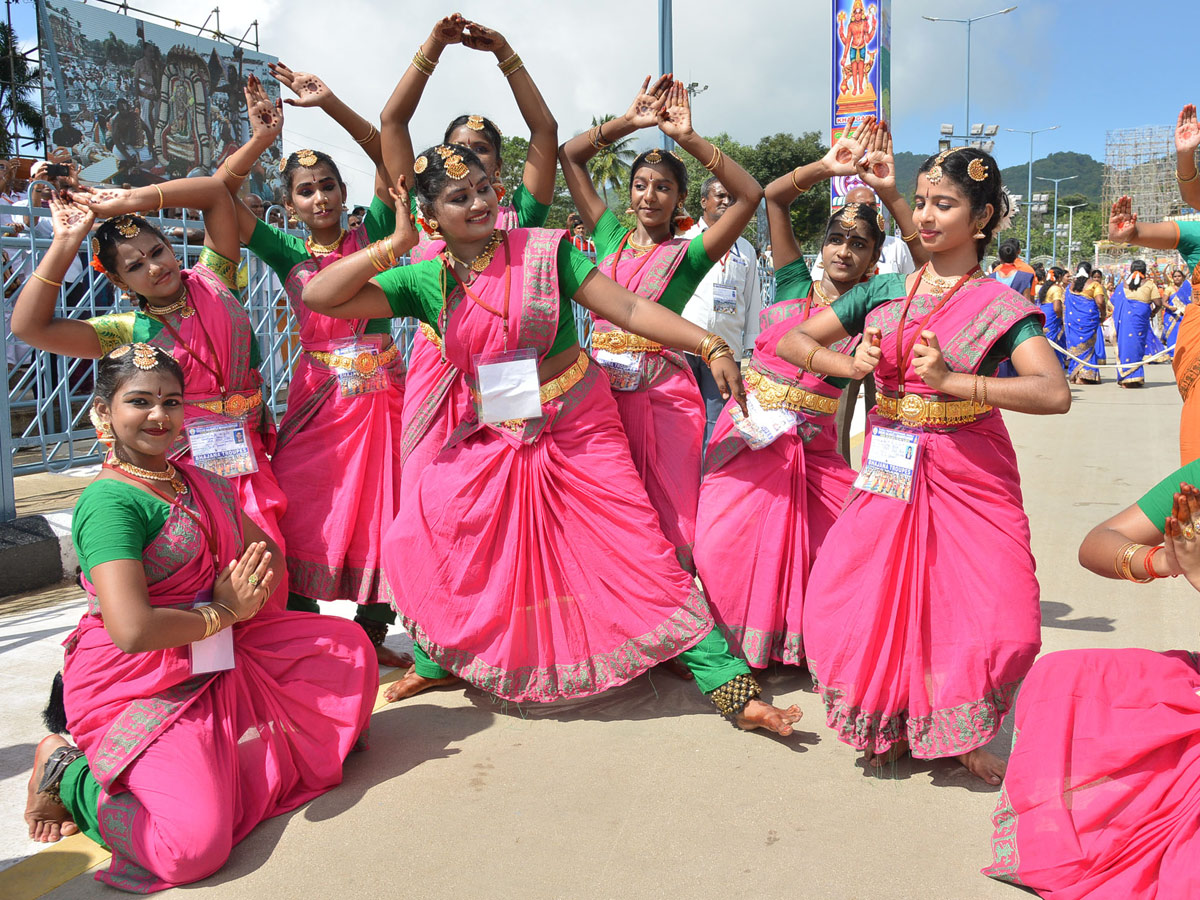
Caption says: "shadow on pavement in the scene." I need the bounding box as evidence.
[1041,600,1116,632]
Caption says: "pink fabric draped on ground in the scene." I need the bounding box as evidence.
[270,224,405,604]
[694,298,855,667]
[384,229,713,701]
[63,465,376,892]
[803,277,1043,757]
[984,648,1200,899]
[591,237,703,571]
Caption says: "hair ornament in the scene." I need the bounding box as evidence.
[131,342,159,370]
[277,157,287,174]
[444,155,469,180]
[876,209,887,232]
[466,114,486,132]
[109,344,132,359]
[967,158,989,182]
[644,149,663,164]
[90,237,106,273]
[413,155,428,174]
[995,186,1016,234]
[840,202,861,228]
[433,145,456,160]
[295,149,319,168]
[113,216,141,238]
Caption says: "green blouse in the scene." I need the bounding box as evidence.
[72,480,171,580]
[1137,459,1200,529]
[830,273,1044,377]
[375,237,596,358]
[590,209,714,314]
[1176,220,1200,272]
[247,194,396,336]
[773,258,813,305]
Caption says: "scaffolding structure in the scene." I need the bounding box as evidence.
[1103,125,1180,223]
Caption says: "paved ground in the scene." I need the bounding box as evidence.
[0,363,1188,900]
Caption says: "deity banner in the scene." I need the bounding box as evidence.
[37,0,280,198]
[830,0,891,211]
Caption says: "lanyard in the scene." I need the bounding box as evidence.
[894,264,979,390]
[444,232,512,348]
[102,464,220,569]
[153,289,228,399]
[610,232,662,288]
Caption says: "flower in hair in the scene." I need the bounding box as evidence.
[995,186,1016,234]
[90,255,106,274]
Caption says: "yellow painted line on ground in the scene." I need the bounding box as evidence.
[0,670,407,899]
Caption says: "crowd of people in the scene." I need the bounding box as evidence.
[9,13,1200,898]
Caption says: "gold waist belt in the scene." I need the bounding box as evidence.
[419,321,443,351]
[306,342,398,376]
[590,331,663,354]
[193,389,262,418]
[744,368,839,416]
[471,350,590,409]
[876,391,991,428]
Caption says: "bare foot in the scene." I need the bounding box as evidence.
[735,700,802,736]
[862,739,910,769]
[374,644,413,669]
[383,668,458,702]
[958,747,1006,785]
[25,735,80,843]
[663,658,694,680]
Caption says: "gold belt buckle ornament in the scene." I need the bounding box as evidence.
[898,393,926,427]
[224,393,249,417]
[354,351,378,376]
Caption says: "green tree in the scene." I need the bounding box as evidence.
[0,22,43,156]
[587,114,637,207]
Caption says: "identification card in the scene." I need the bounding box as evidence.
[190,590,235,674]
[474,348,542,423]
[593,348,643,391]
[187,420,258,478]
[853,426,922,503]
[713,283,738,316]
[729,393,797,450]
[333,343,388,398]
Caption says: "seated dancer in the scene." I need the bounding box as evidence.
[23,344,376,893]
[695,119,919,667]
[778,145,1071,783]
[217,69,406,664]
[11,178,289,606]
[302,147,802,735]
[984,467,1200,898]
[559,76,762,573]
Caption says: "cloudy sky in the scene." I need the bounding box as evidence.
[20,0,1196,203]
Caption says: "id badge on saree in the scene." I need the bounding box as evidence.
[187,421,258,478]
[190,590,234,674]
[333,342,388,398]
[713,283,738,316]
[593,348,643,391]
[730,393,796,450]
[853,426,922,503]
[474,348,542,423]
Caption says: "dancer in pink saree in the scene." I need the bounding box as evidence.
[304,146,801,735]
[24,346,375,893]
[778,146,1071,784]
[11,177,289,608]
[985,467,1200,898]
[561,76,763,572]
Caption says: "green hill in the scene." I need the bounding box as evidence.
[893,150,1103,204]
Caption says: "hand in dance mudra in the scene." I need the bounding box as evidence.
[857,119,897,194]
[243,75,284,143]
[656,80,692,139]
[1108,195,1138,243]
[460,20,508,53]
[387,175,418,256]
[214,541,276,621]
[911,330,952,390]
[429,12,468,47]
[270,62,332,109]
[851,326,883,380]
[69,184,136,219]
[48,193,94,242]
[1177,104,1200,158]
[1163,485,1200,582]
[624,75,672,129]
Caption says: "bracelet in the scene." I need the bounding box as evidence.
[211,601,241,622]
[1118,542,1154,583]
[1144,544,1170,579]
[354,123,378,146]
[1177,167,1199,184]
[588,124,612,150]
[803,346,820,373]
[152,184,165,211]
[979,376,988,407]
[900,230,919,243]
[196,604,221,640]
[1113,541,1137,578]
[703,145,722,173]
[971,375,980,406]
[365,241,388,273]
[378,238,397,268]
[498,52,524,77]
[32,272,62,288]
[223,160,248,180]
[412,48,437,76]
[791,168,804,193]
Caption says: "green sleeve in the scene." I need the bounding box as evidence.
[1136,458,1200,530]
[556,239,596,298]
[374,260,442,323]
[196,247,239,291]
[72,481,170,579]
[246,219,308,282]
[87,312,137,355]
[512,184,551,228]
[591,209,628,262]
[978,315,1045,376]
[830,273,906,335]
[1178,221,1200,272]
[363,194,396,243]
[772,257,814,305]
[658,235,717,315]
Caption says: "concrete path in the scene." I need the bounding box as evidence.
[0,363,1188,899]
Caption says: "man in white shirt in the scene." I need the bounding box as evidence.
[681,176,761,446]
[810,185,915,281]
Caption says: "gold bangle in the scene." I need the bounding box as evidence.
[595,120,611,148]
[196,605,220,640]
[152,183,165,211]
[979,376,988,407]
[498,52,524,77]
[1177,167,1199,184]
[971,375,979,406]
[32,272,63,288]
[1113,541,1136,578]
[900,230,919,243]
[365,241,387,273]
[1121,543,1154,583]
[223,160,248,180]
[695,332,719,361]
[412,48,437,76]
[354,123,378,146]
[803,346,820,373]
[703,145,722,172]
[791,168,803,193]
[380,238,397,268]
[211,601,240,622]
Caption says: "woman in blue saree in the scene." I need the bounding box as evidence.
[1064,262,1105,384]
[1114,260,1162,387]
[1038,266,1066,368]
[1164,266,1192,358]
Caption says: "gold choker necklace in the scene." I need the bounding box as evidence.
[145,287,193,319]
[108,457,188,494]
[448,230,503,274]
[627,235,657,254]
[920,267,980,293]
[811,281,835,305]
[306,229,347,257]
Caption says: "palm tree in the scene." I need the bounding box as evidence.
[587,114,637,208]
[0,23,43,156]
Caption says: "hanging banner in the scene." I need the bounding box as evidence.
[831,0,891,211]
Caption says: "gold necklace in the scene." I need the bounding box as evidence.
[145,286,193,319]
[108,457,188,495]
[920,267,979,293]
[305,228,347,256]
[448,230,503,274]
[626,235,657,254]
[811,280,835,306]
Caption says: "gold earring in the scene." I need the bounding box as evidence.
[973,223,987,239]
[427,217,439,236]
[96,420,114,447]
[624,207,635,215]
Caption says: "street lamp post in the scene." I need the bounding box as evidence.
[923,6,1017,138]
[1006,125,1059,255]
[1037,175,1078,263]
[658,0,673,150]
[1063,202,1087,267]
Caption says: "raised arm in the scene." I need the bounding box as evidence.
[1108,194,1181,251]
[461,21,557,205]
[858,120,928,266]
[217,75,284,243]
[560,74,672,232]
[657,81,763,261]
[1176,105,1200,212]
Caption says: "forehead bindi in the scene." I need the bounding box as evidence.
[291,165,339,190]
[632,166,677,189]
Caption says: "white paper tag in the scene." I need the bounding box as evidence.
[713,283,738,315]
[190,590,235,674]
[474,348,542,423]
[593,348,643,391]
[853,426,922,503]
[729,393,797,450]
[187,421,258,478]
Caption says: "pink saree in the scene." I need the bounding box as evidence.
[694,295,856,667]
[803,277,1043,758]
[270,223,406,605]
[592,236,704,571]
[62,464,376,893]
[383,228,712,701]
[984,648,1200,898]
